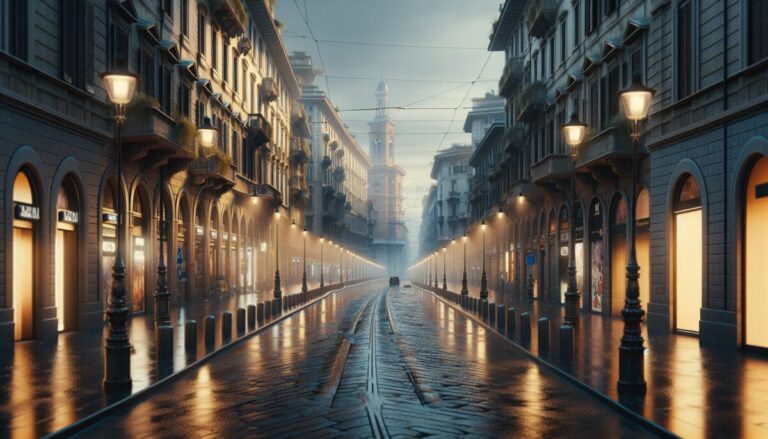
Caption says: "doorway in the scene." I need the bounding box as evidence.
[55,178,79,331]
[611,196,628,318]
[674,175,703,333]
[12,171,36,340]
[744,157,768,348]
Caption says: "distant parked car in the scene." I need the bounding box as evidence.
[389,276,400,286]
[402,282,412,289]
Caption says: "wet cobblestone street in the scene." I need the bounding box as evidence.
[71,282,659,438]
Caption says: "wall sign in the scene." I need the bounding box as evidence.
[15,203,40,221]
[58,209,79,224]
[196,226,204,237]
[102,239,116,255]
[211,230,218,239]
[525,253,536,266]
[102,212,118,224]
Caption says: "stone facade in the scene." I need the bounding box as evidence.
[0,0,382,353]
[483,0,768,349]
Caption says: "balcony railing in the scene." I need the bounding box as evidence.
[122,105,196,172]
[517,83,548,122]
[253,183,282,206]
[189,151,236,192]
[527,0,559,38]
[211,0,247,38]
[504,125,526,152]
[248,113,271,147]
[575,126,634,170]
[499,58,524,98]
[530,154,572,183]
[447,190,461,201]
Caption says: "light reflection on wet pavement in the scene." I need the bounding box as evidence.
[74,283,656,438]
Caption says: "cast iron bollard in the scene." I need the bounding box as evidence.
[236,307,246,335]
[265,301,272,320]
[204,314,216,352]
[488,302,496,325]
[507,307,516,339]
[560,324,574,360]
[257,302,265,323]
[185,320,197,357]
[538,317,550,353]
[157,324,173,360]
[481,300,489,321]
[497,304,506,332]
[247,304,256,330]
[221,311,232,343]
[520,312,531,342]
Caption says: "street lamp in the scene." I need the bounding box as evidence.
[273,209,282,307]
[480,220,488,301]
[618,74,655,393]
[561,113,588,327]
[442,247,447,291]
[101,68,137,391]
[198,116,217,150]
[461,234,468,300]
[320,236,325,287]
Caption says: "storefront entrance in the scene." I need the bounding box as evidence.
[12,171,37,340]
[589,199,604,312]
[55,178,80,332]
[744,157,768,348]
[674,175,703,333]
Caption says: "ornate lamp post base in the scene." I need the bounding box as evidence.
[104,255,132,391]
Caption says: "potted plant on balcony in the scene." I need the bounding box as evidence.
[175,116,197,152]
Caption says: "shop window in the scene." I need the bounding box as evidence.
[610,195,627,317]
[745,157,768,348]
[55,178,79,332]
[589,199,604,312]
[13,171,36,340]
[636,188,651,308]
[673,175,702,333]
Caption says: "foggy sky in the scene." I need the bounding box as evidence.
[274,0,504,260]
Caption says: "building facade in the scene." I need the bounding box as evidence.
[0,0,328,353]
[367,82,408,275]
[420,144,473,253]
[290,52,372,254]
[463,92,506,147]
[479,0,768,350]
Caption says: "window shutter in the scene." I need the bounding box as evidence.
[85,1,95,89]
[678,0,692,99]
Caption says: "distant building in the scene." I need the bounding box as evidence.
[367,82,408,275]
[463,92,505,147]
[290,52,372,253]
[468,124,506,222]
[420,144,474,254]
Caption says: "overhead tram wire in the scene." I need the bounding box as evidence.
[282,31,487,51]
[292,0,332,99]
[438,51,494,150]
[323,75,496,85]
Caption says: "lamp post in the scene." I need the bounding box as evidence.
[617,74,655,393]
[433,252,438,288]
[461,234,468,300]
[562,113,588,327]
[442,247,447,292]
[480,220,488,301]
[301,226,308,296]
[273,209,282,306]
[101,68,137,391]
[451,239,456,290]
[154,164,170,327]
[320,236,325,287]
[337,244,342,284]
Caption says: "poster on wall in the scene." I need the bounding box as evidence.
[575,242,584,295]
[591,240,604,312]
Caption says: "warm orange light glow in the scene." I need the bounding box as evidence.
[745,157,768,348]
[675,209,702,333]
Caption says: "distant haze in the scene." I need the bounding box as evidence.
[274,0,504,260]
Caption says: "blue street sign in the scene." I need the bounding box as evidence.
[525,253,536,266]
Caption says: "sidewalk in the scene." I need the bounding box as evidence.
[0,282,346,438]
[416,282,768,439]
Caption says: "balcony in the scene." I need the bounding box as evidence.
[575,126,633,171]
[527,0,559,38]
[292,107,311,138]
[447,190,461,202]
[321,155,332,169]
[290,187,310,206]
[261,78,279,102]
[248,113,271,147]
[517,83,548,122]
[122,104,196,173]
[211,0,247,38]
[498,58,524,98]
[530,154,572,183]
[322,184,336,200]
[504,125,526,152]
[253,183,282,206]
[189,150,236,193]
[291,146,309,165]
[333,167,346,183]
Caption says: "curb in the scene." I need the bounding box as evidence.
[414,284,679,439]
[47,278,384,438]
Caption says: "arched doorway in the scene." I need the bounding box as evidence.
[744,156,768,347]
[194,200,205,299]
[589,199,604,312]
[238,216,246,294]
[558,206,569,304]
[636,188,651,310]
[222,209,231,294]
[176,195,191,302]
[12,171,38,340]
[55,177,80,331]
[674,175,703,333]
[154,187,173,306]
[573,203,585,302]
[100,179,118,307]
[131,189,150,313]
[548,211,557,303]
[610,195,628,318]
[209,205,220,295]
